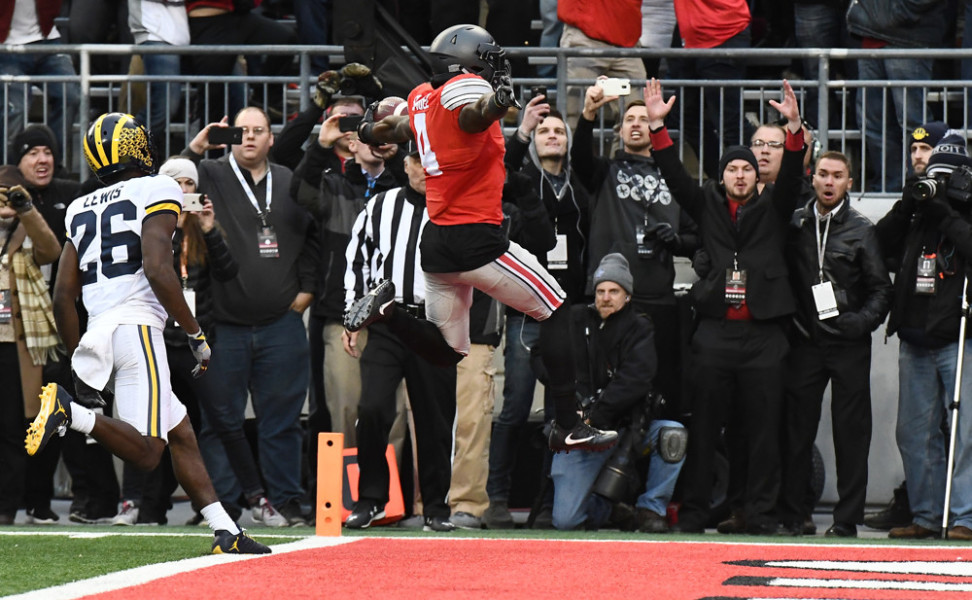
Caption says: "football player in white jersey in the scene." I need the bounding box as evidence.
[25,113,270,554]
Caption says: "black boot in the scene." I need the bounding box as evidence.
[863,482,912,530]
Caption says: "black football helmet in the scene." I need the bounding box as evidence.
[428,24,511,88]
[83,112,155,182]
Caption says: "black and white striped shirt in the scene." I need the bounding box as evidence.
[344,186,429,310]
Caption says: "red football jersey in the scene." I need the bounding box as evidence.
[407,74,506,226]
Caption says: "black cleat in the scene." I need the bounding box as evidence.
[345,500,385,529]
[548,420,618,453]
[212,528,271,554]
[25,384,73,456]
[344,280,395,332]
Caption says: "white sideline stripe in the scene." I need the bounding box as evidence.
[4,535,358,600]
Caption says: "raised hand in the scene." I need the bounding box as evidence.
[769,79,801,133]
[517,94,551,139]
[644,78,676,129]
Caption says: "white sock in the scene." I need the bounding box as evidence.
[201,502,240,535]
[68,404,95,435]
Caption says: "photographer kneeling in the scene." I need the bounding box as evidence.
[549,253,687,532]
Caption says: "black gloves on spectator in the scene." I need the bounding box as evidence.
[833,312,869,339]
[691,248,712,278]
[314,62,383,109]
[648,222,681,251]
[923,195,957,225]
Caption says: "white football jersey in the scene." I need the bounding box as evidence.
[64,175,182,328]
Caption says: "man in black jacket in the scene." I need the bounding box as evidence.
[779,151,892,538]
[645,78,805,534]
[876,133,972,540]
[571,79,700,415]
[550,253,686,532]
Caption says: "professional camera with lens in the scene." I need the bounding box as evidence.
[911,165,972,208]
[591,392,668,502]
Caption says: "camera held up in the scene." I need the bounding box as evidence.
[911,164,972,208]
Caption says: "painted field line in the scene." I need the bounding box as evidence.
[3,535,359,600]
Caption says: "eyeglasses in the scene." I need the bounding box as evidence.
[241,127,267,136]
[751,140,784,149]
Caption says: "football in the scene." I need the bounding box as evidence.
[374,96,408,120]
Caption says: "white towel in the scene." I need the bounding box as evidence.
[72,320,119,392]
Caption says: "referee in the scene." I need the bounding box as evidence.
[342,152,457,532]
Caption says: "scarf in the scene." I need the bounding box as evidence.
[11,250,61,365]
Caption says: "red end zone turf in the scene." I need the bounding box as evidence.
[88,538,972,600]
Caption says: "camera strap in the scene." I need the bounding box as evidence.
[0,217,20,268]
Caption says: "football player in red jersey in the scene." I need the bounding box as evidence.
[346,24,617,453]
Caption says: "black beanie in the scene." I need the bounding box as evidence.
[910,121,949,149]
[925,132,972,176]
[718,145,760,180]
[9,125,59,166]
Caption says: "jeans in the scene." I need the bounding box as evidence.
[537,0,562,78]
[856,55,932,192]
[205,311,309,504]
[294,0,332,72]
[0,39,80,158]
[486,315,541,502]
[135,42,182,136]
[793,2,857,130]
[550,419,685,530]
[897,339,972,530]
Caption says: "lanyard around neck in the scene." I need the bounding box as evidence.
[229,153,272,223]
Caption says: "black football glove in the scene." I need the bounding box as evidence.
[356,101,380,146]
[71,369,107,409]
[492,74,521,110]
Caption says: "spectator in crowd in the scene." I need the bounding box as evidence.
[572,79,699,416]
[294,0,331,73]
[779,151,892,538]
[186,0,297,126]
[0,167,61,525]
[29,112,269,554]
[863,120,949,531]
[0,0,81,159]
[792,0,856,130]
[551,253,686,532]
[127,0,189,144]
[669,0,752,179]
[483,97,592,530]
[846,0,947,192]
[875,132,972,540]
[639,0,677,77]
[182,107,318,526]
[112,156,244,526]
[449,289,502,529]
[348,23,618,454]
[342,151,457,532]
[537,0,562,78]
[644,78,805,534]
[292,116,401,449]
[272,64,381,171]
[557,0,646,122]
[69,0,132,75]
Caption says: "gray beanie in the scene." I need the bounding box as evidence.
[593,253,633,295]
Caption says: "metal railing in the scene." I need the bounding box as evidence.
[3,42,972,192]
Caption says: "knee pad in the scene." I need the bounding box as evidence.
[658,426,688,464]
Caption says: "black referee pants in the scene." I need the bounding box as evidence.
[355,323,457,519]
[678,318,788,531]
[779,336,872,527]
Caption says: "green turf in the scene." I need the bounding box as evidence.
[0,527,301,597]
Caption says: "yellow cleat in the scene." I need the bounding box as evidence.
[25,384,72,456]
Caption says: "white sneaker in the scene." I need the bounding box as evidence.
[251,497,288,527]
[111,500,139,526]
